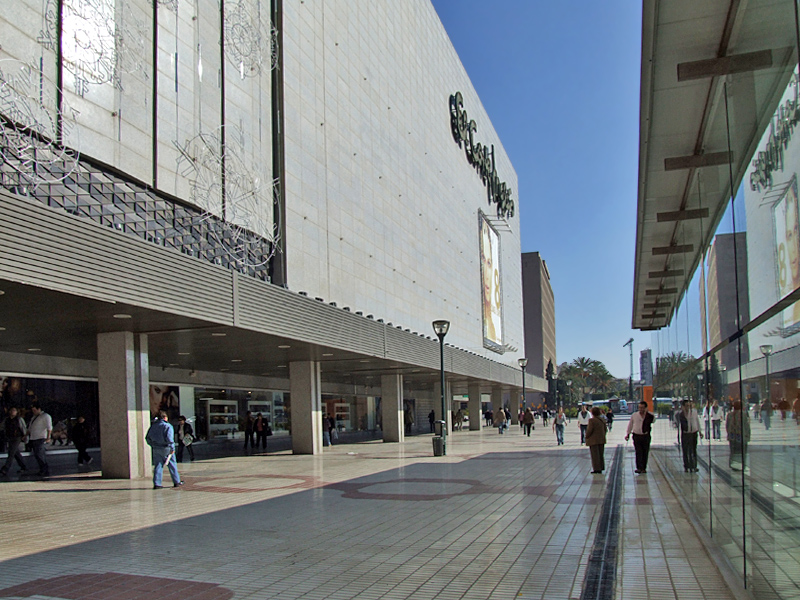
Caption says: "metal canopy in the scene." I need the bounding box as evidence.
[633,0,798,330]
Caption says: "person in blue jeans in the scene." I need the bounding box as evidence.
[146,411,183,489]
[552,407,568,445]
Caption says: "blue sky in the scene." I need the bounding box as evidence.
[431,0,651,378]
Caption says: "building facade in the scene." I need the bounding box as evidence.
[633,0,800,597]
[0,0,543,477]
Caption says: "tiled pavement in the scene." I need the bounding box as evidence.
[0,420,737,599]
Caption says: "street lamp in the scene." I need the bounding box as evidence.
[565,380,572,409]
[518,358,528,410]
[433,320,450,455]
[760,344,773,406]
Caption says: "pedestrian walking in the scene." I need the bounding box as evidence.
[552,407,568,445]
[322,413,332,446]
[576,405,590,444]
[679,400,702,472]
[254,413,269,451]
[726,400,750,472]
[71,415,93,466]
[702,400,712,439]
[176,415,195,462]
[586,407,607,473]
[541,409,549,427]
[493,409,506,434]
[145,410,183,489]
[522,407,534,436]
[0,407,27,476]
[760,398,773,430]
[710,400,723,440]
[605,409,614,431]
[518,409,525,430]
[243,411,255,454]
[28,404,52,477]
[429,409,436,433]
[625,401,655,474]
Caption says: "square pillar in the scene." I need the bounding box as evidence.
[290,361,322,454]
[381,374,404,443]
[97,331,151,479]
[491,387,503,421]
[468,383,482,431]
[434,380,453,434]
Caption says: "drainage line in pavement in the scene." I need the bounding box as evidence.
[580,444,624,600]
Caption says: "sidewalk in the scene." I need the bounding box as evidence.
[0,421,736,599]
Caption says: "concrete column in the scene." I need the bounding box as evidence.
[97,331,151,479]
[381,374,404,443]
[491,387,503,423]
[468,383,482,431]
[290,361,322,454]
[434,380,453,434]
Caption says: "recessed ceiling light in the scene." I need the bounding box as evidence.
[27,348,41,352]
[169,363,179,367]
[113,313,132,319]
[178,352,190,356]
[231,359,242,362]
[220,368,229,372]
[0,290,5,295]
[277,365,287,369]
[261,372,270,376]
[278,345,291,349]
[322,353,333,357]
[212,333,227,337]
[0,327,5,331]
[359,359,370,363]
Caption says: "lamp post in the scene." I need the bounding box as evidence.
[433,320,450,455]
[518,358,528,410]
[565,380,571,410]
[760,344,773,406]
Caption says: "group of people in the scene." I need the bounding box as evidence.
[753,395,800,430]
[1,404,94,478]
[242,411,273,454]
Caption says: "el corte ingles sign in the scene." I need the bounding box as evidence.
[449,91,515,219]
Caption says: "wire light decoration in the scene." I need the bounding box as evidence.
[0,60,80,194]
[175,125,279,268]
[39,0,149,95]
[224,0,279,78]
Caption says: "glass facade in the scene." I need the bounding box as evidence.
[647,3,800,596]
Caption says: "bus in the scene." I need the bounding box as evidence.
[592,398,628,414]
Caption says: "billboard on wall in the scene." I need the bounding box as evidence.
[479,212,503,350]
[745,67,800,350]
[773,176,800,331]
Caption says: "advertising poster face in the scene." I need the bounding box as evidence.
[149,384,180,418]
[774,176,800,331]
[479,213,503,350]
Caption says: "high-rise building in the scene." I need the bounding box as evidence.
[705,233,750,369]
[522,252,556,379]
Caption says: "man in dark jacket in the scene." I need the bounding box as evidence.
[0,407,27,476]
[71,415,92,465]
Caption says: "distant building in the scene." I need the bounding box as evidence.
[705,233,750,369]
[522,252,556,380]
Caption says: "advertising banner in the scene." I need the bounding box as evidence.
[479,212,503,350]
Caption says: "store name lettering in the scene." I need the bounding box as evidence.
[449,92,515,219]
[751,73,800,192]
